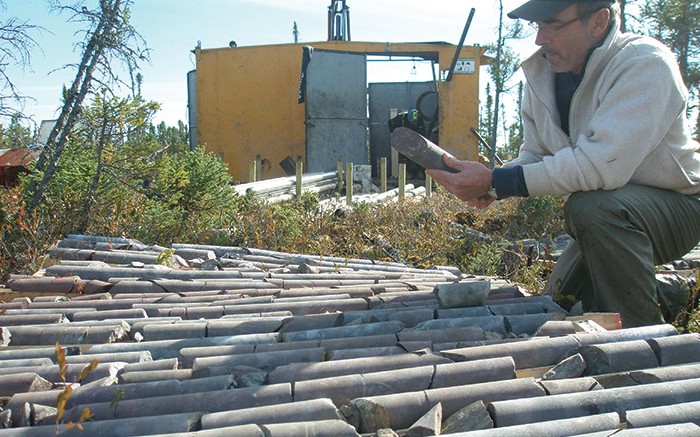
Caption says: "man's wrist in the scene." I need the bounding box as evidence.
[486,171,497,199]
[492,166,529,199]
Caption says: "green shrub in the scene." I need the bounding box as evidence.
[0,187,53,280]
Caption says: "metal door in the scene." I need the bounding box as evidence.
[368,81,438,175]
[305,50,368,173]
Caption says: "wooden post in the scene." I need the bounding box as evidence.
[296,160,303,197]
[380,157,387,193]
[255,154,262,180]
[426,174,433,197]
[398,163,406,200]
[337,159,344,193]
[248,160,256,182]
[346,163,354,205]
[390,108,399,177]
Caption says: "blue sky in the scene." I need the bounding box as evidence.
[5,0,534,127]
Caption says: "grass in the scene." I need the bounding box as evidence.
[2,184,698,331]
[217,189,567,294]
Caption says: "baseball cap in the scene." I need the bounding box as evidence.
[508,0,614,22]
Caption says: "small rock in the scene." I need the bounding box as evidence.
[341,398,391,434]
[32,404,57,426]
[0,409,11,428]
[434,280,490,308]
[405,402,442,437]
[200,259,223,271]
[542,353,586,380]
[298,262,320,274]
[233,370,267,388]
[442,400,493,434]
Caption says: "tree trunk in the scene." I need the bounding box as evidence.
[25,0,124,214]
[76,116,110,233]
[489,0,505,169]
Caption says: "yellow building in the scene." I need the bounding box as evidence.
[190,40,488,182]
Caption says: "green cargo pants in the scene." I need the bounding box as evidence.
[544,184,700,328]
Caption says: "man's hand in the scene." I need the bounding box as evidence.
[426,154,495,209]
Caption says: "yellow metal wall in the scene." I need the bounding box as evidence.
[437,45,485,162]
[194,41,487,182]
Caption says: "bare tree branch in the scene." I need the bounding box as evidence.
[25,0,150,213]
[0,1,44,119]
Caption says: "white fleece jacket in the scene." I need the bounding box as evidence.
[506,23,700,197]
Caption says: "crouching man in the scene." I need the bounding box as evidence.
[427,0,700,327]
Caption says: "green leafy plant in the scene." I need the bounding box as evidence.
[155,248,176,265]
[676,268,700,333]
[109,388,125,415]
